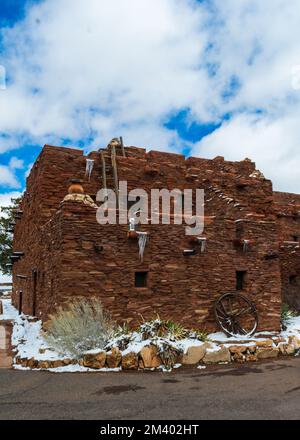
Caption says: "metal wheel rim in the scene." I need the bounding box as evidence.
[214,293,258,337]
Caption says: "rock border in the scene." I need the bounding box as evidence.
[13,335,300,371]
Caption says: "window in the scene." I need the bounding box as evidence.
[236,271,246,291]
[289,275,297,286]
[135,271,148,288]
[292,235,299,242]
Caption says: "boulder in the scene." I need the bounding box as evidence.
[256,347,279,359]
[63,358,76,366]
[248,345,257,353]
[106,348,122,369]
[182,343,208,365]
[122,352,139,370]
[82,350,106,369]
[278,343,295,355]
[140,345,161,368]
[228,345,248,354]
[27,357,39,369]
[288,335,300,350]
[51,360,66,368]
[245,353,257,362]
[272,337,286,345]
[232,352,245,363]
[38,360,50,369]
[203,346,231,364]
[255,339,273,348]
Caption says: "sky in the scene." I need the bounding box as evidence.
[0,0,300,211]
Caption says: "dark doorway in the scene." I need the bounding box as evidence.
[32,269,38,316]
[289,275,297,286]
[18,291,23,315]
[236,271,246,291]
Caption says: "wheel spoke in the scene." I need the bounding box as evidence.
[220,301,228,316]
[235,321,248,335]
[215,293,258,337]
[235,306,253,318]
[216,306,227,318]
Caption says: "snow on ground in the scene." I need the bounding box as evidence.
[12,315,70,362]
[281,316,300,337]
[14,363,121,373]
[1,298,300,373]
[0,298,18,321]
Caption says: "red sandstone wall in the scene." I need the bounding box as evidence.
[273,191,300,310]
[27,201,281,332]
[12,144,282,331]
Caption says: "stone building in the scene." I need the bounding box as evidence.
[10,140,300,332]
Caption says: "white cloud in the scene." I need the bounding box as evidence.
[193,112,300,192]
[0,191,22,209]
[0,0,209,152]
[0,157,24,188]
[9,156,24,170]
[0,0,300,191]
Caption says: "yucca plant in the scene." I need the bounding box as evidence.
[281,303,296,330]
[164,320,189,341]
[188,328,209,342]
[139,316,170,340]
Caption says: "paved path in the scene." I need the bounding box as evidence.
[0,358,299,420]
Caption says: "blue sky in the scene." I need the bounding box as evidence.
[0,0,300,209]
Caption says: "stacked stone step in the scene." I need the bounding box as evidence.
[0,320,13,368]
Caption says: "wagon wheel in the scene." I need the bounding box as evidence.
[214,293,258,337]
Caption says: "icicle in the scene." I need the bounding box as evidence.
[243,239,250,253]
[198,237,207,254]
[137,232,148,262]
[85,159,95,181]
[129,217,136,232]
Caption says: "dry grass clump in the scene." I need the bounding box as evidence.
[44,298,115,358]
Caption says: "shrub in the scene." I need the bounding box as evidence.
[281,303,296,330]
[157,342,182,369]
[188,328,209,342]
[43,298,115,358]
[139,316,208,342]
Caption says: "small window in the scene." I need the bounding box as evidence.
[289,275,297,286]
[135,271,148,288]
[292,235,299,242]
[236,271,246,291]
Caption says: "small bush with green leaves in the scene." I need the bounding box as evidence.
[139,315,208,342]
[44,298,115,358]
[281,303,296,330]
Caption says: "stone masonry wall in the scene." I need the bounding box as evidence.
[12,144,283,331]
[274,192,300,310]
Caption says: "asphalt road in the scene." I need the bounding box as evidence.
[0,358,299,420]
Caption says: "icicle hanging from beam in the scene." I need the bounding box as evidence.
[243,239,250,253]
[137,232,148,262]
[85,159,95,181]
[198,237,207,254]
